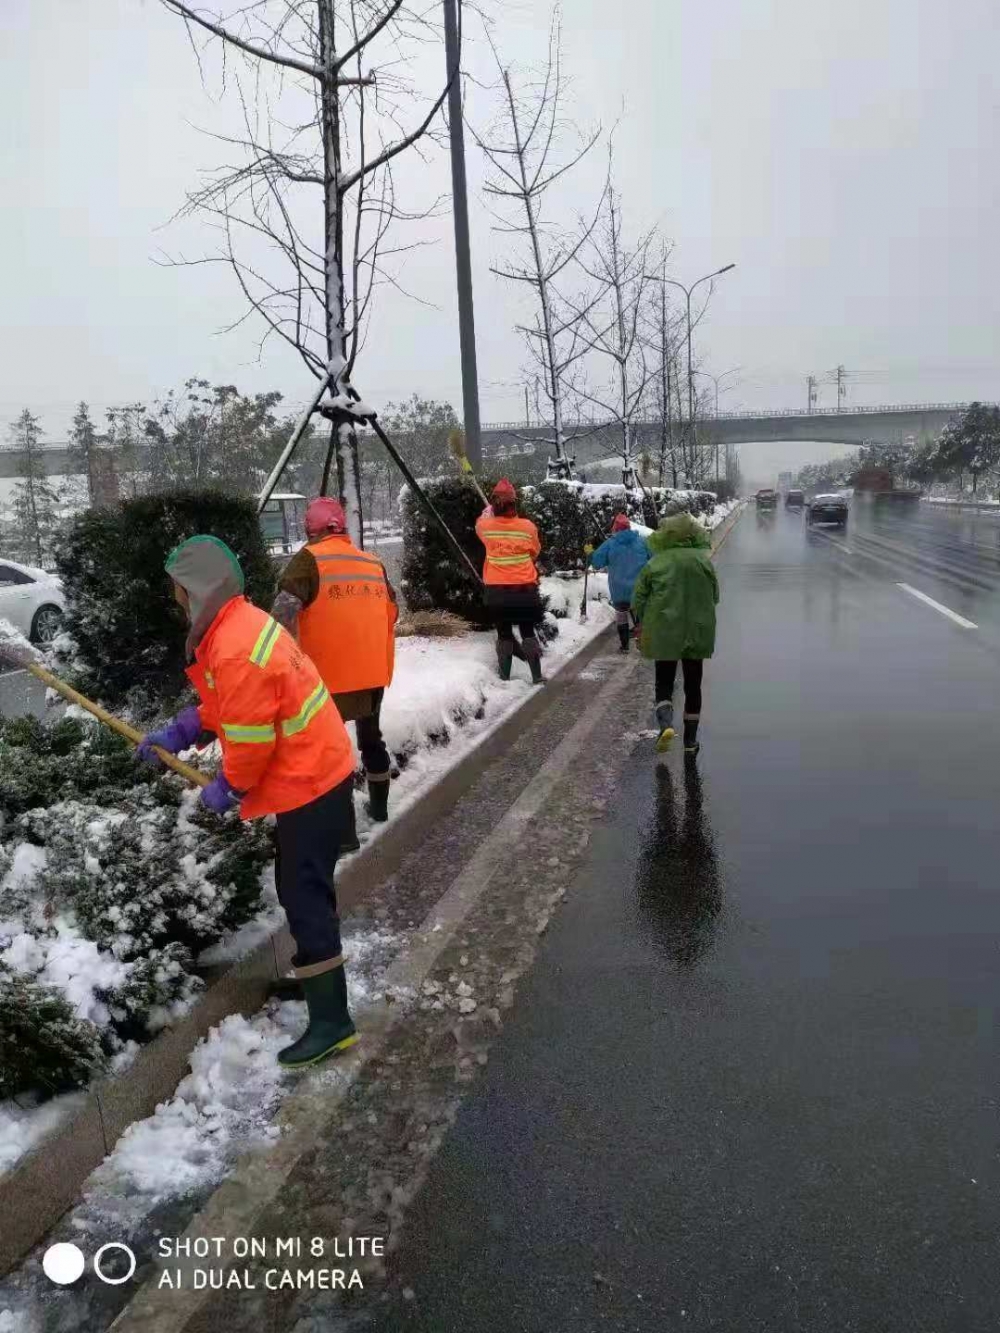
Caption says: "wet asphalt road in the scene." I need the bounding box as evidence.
[365,500,1000,1332]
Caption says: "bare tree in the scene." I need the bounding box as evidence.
[642,248,685,487]
[471,14,606,479]
[160,0,456,541]
[572,185,656,488]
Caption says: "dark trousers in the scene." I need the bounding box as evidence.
[356,687,390,779]
[274,776,353,972]
[655,659,704,715]
[496,620,539,648]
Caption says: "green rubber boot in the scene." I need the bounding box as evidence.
[277,966,358,1069]
[522,636,544,685]
[497,643,514,682]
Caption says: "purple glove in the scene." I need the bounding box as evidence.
[199,773,243,815]
[136,706,204,767]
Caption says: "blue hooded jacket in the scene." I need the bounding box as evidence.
[589,528,651,605]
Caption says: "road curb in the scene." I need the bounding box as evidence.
[0,614,613,1276]
[710,502,745,558]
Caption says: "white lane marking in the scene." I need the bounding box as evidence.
[811,528,852,555]
[896,582,978,629]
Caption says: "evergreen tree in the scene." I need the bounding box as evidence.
[106,403,147,499]
[9,409,60,566]
[68,401,99,501]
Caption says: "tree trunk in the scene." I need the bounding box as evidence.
[505,71,565,468]
[318,0,364,545]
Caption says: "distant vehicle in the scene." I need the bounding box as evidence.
[0,560,66,644]
[755,489,778,509]
[806,493,849,528]
[785,489,805,509]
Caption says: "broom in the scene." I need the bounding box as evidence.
[448,428,491,508]
[0,620,210,789]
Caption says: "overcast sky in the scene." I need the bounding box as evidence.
[3,0,998,483]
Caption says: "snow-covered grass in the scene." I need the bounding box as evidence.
[922,495,1000,507]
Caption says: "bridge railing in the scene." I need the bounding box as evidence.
[480,402,992,432]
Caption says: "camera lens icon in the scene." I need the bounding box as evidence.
[42,1241,137,1287]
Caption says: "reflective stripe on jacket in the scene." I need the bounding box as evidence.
[296,534,398,694]
[475,514,541,586]
[188,595,355,819]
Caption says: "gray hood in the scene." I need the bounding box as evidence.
[165,535,245,658]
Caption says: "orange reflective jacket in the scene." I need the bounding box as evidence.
[188,596,355,819]
[475,514,541,586]
[297,535,398,694]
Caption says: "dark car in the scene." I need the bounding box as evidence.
[806,493,849,527]
[755,488,778,509]
[785,489,805,509]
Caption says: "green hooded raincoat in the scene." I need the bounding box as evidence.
[631,514,720,661]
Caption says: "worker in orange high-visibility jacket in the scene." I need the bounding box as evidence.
[474,478,544,684]
[136,534,359,1070]
[272,496,398,830]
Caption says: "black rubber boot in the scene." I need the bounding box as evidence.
[617,623,630,652]
[683,716,700,755]
[522,636,544,685]
[497,642,514,681]
[268,975,303,1002]
[277,966,358,1068]
[364,776,390,823]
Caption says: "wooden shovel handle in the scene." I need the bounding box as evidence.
[24,661,212,789]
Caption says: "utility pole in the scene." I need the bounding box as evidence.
[807,374,818,411]
[443,0,482,468]
[828,364,847,411]
[524,384,530,427]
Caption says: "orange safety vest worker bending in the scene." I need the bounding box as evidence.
[136,534,358,1069]
[272,497,398,827]
[474,478,545,685]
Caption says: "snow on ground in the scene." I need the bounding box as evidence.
[923,495,1000,507]
[700,498,743,532]
[0,921,404,1333]
[0,1094,88,1177]
[0,581,614,1188]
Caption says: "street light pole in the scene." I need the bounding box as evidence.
[693,366,740,484]
[660,263,735,484]
[443,0,482,467]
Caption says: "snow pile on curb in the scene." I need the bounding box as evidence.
[701,498,743,532]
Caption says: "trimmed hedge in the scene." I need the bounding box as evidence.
[56,490,276,712]
[401,479,717,617]
[401,478,495,623]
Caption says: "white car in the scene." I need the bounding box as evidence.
[0,559,66,644]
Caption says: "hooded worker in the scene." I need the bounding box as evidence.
[271,496,398,830]
[587,513,650,652]
[474,479,544,684]
[631,513,720,755]
[136,535,359,1068]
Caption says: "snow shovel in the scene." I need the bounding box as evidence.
[448,428,491,508]
[0,620,210,789]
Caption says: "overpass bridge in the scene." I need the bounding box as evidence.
[2,401,992,488]
[480,401,989,479]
